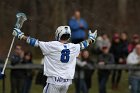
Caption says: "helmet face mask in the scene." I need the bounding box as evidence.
[55,26,71,41]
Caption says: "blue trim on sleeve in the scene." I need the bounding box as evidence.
[30,38,36,46]
[82,41,88,48]
[28,37,37,46]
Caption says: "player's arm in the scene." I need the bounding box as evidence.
[79,30,97,50]
[12,28,39,47]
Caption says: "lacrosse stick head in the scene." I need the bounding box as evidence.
[15,13,27,29]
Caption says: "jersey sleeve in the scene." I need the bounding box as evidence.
[75,44,81,57]
[38,41,50,55]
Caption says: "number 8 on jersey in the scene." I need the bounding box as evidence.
[60,49,70,63]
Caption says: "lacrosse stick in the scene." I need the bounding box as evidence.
[1,13,27,74]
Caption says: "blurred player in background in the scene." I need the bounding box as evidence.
[127,44,140,93]
[10,45,24,93]
[110,33,123,90]
[128,34,140,53]
[81,50,94,93]
[98,46,115,93]
[22,51,34,93]
[69,10,88,44]
[12,26,97,93]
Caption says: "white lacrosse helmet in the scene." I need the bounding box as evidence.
[55,26,71,41]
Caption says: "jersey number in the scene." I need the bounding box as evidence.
[60,49,70,63]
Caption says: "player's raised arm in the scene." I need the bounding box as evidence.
[79,30,97,50]
[12,28,39,47]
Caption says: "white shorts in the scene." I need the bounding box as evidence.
[43,76,72,93]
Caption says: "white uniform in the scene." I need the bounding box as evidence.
[12,25,97,93]
[39,41,80,93]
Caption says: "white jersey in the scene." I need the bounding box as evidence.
[39,41,80,79]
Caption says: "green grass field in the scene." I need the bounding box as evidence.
[0,70,130,93]
[0,60,130,93]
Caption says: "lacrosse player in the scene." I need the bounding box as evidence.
[12,26,97,93]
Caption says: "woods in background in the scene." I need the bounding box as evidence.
[0,0,140,57]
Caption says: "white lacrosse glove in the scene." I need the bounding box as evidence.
[12,28,24,40]
[88,30,97,42]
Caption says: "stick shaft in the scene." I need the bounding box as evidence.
[1,37,16,74]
